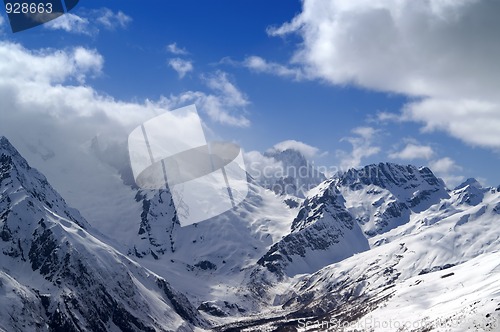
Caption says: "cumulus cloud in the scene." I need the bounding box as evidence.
[0,42,249,154]
[389,143,435,160]
[271,0,500,150]
[167,43,189,55]
[429,157,464,188]
[168,58,193,78]
[337,127,380,169]
[0,42,103,85]
[271,140,320,159]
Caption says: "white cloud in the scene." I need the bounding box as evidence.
[403,98,500,149]
[271,140,320,159]
[0,42,249,160]
[44,8,131,34]
[0,42,103,85]
[0,42,251,225]
[389,144,435,160]
[168,58,193,79]
[429,157,460,174]
[159,71,250,127]
[45,13,91,35]
[244,150,284,181]
[96,9,132,30]
[243,56,305,80]
[271,0,500,150]
[337,127,380,169]
[376,111,403,123]
[429,157,464,188]
[167,43,189,55]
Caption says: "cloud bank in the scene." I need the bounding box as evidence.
[270,0,500,149]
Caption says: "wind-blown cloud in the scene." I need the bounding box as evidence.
[244,150,284,182]
[156,71,250,127]
[96,8,132,30]
[243,56,305,81]
[0,42,251,227]
[45,8,131,34]
[337,127,380,169]
[45,13,91,34]
[168,58,193,78]
[271,0,500,150]
[167,43,189,55]
[0,42,250,157]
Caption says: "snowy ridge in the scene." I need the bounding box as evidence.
[227,176,500,330]
[2,136,500,331]
[0,137,207,331]
[257,179,369,277]
[256,163,450,278]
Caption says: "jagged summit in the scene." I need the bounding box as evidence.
[256,162,451,277]
[336,162,444,190]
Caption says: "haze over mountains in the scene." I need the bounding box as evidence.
[1,135,499,331]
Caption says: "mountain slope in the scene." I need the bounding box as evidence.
[257,163,450,277]
[0,136,207,332]
[227,173,500,330]
[5,134,500,332]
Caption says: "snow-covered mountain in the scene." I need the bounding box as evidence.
[231,165,500,331]
[256,163,449,277]
[0,137,207,331]
[2,136,500,331]
[247,148,326,199]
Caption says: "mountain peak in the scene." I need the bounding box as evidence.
[0,136,21,157]
[264,148,308,166]
[1,135,88,229]
[259,148,325,197]
[454,177,482,191]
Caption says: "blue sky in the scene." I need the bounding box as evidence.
[1,0,500,188]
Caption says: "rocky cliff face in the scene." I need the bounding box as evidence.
[0,137,206,332]
[257,163,450,277]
